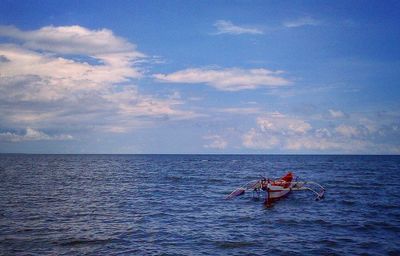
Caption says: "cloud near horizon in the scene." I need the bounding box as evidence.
[0,128,73,142]
[241,112,400,154]
[203,134,228,149]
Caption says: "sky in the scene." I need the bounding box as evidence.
[0,0,399,154]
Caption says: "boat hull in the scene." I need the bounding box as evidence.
[264,172,294,204]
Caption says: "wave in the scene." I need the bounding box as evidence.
[214,240,257,249]
[58,238,115,246]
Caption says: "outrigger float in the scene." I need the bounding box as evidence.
[226,172,325,205]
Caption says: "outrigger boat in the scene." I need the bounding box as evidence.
[226,172,325,205]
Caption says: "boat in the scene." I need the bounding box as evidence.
[226,172,325,205]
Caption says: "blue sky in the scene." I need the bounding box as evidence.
[0,0,399,154]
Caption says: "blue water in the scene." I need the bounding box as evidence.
[0,154,399,255]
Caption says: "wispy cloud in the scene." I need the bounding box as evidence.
[213,20,263,35]
[0,128,73,142]
[218,107,261,115]
[154,67,290,91]
[283,17,320,28]
[329,109,345,118]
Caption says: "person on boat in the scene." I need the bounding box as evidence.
[261,178,270,191]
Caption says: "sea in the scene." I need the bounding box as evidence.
[0,154,399,255]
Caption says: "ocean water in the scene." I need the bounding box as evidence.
[0,154,399,256]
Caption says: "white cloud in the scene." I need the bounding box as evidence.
[358,118,378,134]
[0,128,73,142]
[213,20,263,35]
[0,25,197,135]
[242,113,313,150]
[0,83,199,134]
[242,128,280,149]
[285,137,341,151]
[335,124,359,137]
[0,26,146,99]
[154,67,290,91]
[0,25,146,102]
[242,126,372,152]
[102,87,198,120]
[0,25,142,57]
[329,109,345,118]
[242,123,369,153]
[240,112,400,153]
[285,135,400,154]
[203,134,228,149]
[283,17,320,28]
[218,107,261,115]
[284,136,369,152]
[0,44,141,102]
[315,128,332,138]
[257,112,312,134]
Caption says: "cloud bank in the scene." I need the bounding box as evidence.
[0,25,195,136]
[241,112,400,154]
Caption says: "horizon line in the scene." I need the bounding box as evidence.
[0,153,399,156]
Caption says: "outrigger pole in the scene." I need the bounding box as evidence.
[291,181,325,200]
